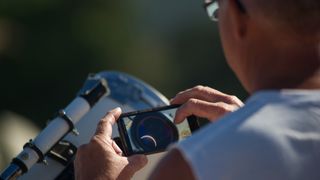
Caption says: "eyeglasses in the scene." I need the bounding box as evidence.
[203,0,246,22]
[204,0,219,21]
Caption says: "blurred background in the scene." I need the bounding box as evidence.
[0,0,247,170]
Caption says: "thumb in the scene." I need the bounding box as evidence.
[127,155,148,173]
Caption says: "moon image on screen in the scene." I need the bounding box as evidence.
[140,135,157,149]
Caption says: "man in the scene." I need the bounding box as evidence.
[74,0,320,179]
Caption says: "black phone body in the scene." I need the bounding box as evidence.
[117,105,200,156]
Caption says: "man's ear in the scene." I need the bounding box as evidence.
[227,0,248,40]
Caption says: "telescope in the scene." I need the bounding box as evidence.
[0,71,169,180]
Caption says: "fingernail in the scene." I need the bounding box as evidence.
[111,107,121,113]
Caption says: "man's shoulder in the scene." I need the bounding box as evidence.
[240,90,320,134]
[176,90,320,180]
[183,90,320,144]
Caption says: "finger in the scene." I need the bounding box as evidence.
[171,85,242,106]
[112,139,123,156]
[174,99,236,123]
[103,107,122,125]
[95,107,122,139]
[171,85,225,104]
[126,155,148,173]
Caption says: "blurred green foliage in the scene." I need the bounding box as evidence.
[0,0,247,128]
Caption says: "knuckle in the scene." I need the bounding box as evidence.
[215,103,229,114]
[187,98,198,107]
[90,136,101,145]
[229,95,238,102]
[102,114,112,122]
[232,95,240,101]
[194,85,205,92]
[225,95,239,104]
[179,99,198,115]
[97,119,107,127]
[194,85,218,96]
[183,99,200,112]
[232,96,244,106]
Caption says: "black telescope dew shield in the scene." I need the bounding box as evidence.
[0,71,169,180]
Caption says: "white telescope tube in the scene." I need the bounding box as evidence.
[0,74,108,180]
[15,97,90,170]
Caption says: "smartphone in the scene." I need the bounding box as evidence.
[116,105,200,156]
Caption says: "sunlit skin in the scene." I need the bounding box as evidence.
[74,0,320,179]
[74,108,148,180]
[219,0,320,93]
[152,0,320,179]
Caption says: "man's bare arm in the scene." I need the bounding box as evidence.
[149,148,196,180]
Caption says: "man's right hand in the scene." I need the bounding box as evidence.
[171,85,244,123]
[74,108,147,180]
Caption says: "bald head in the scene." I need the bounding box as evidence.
[217,0,320,93]
[243,0,320,39]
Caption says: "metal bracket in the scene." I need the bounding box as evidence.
[47,140,77,166]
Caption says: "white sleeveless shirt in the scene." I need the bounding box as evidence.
[176,90,320,180]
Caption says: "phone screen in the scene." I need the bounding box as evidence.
[117,105,199,156]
